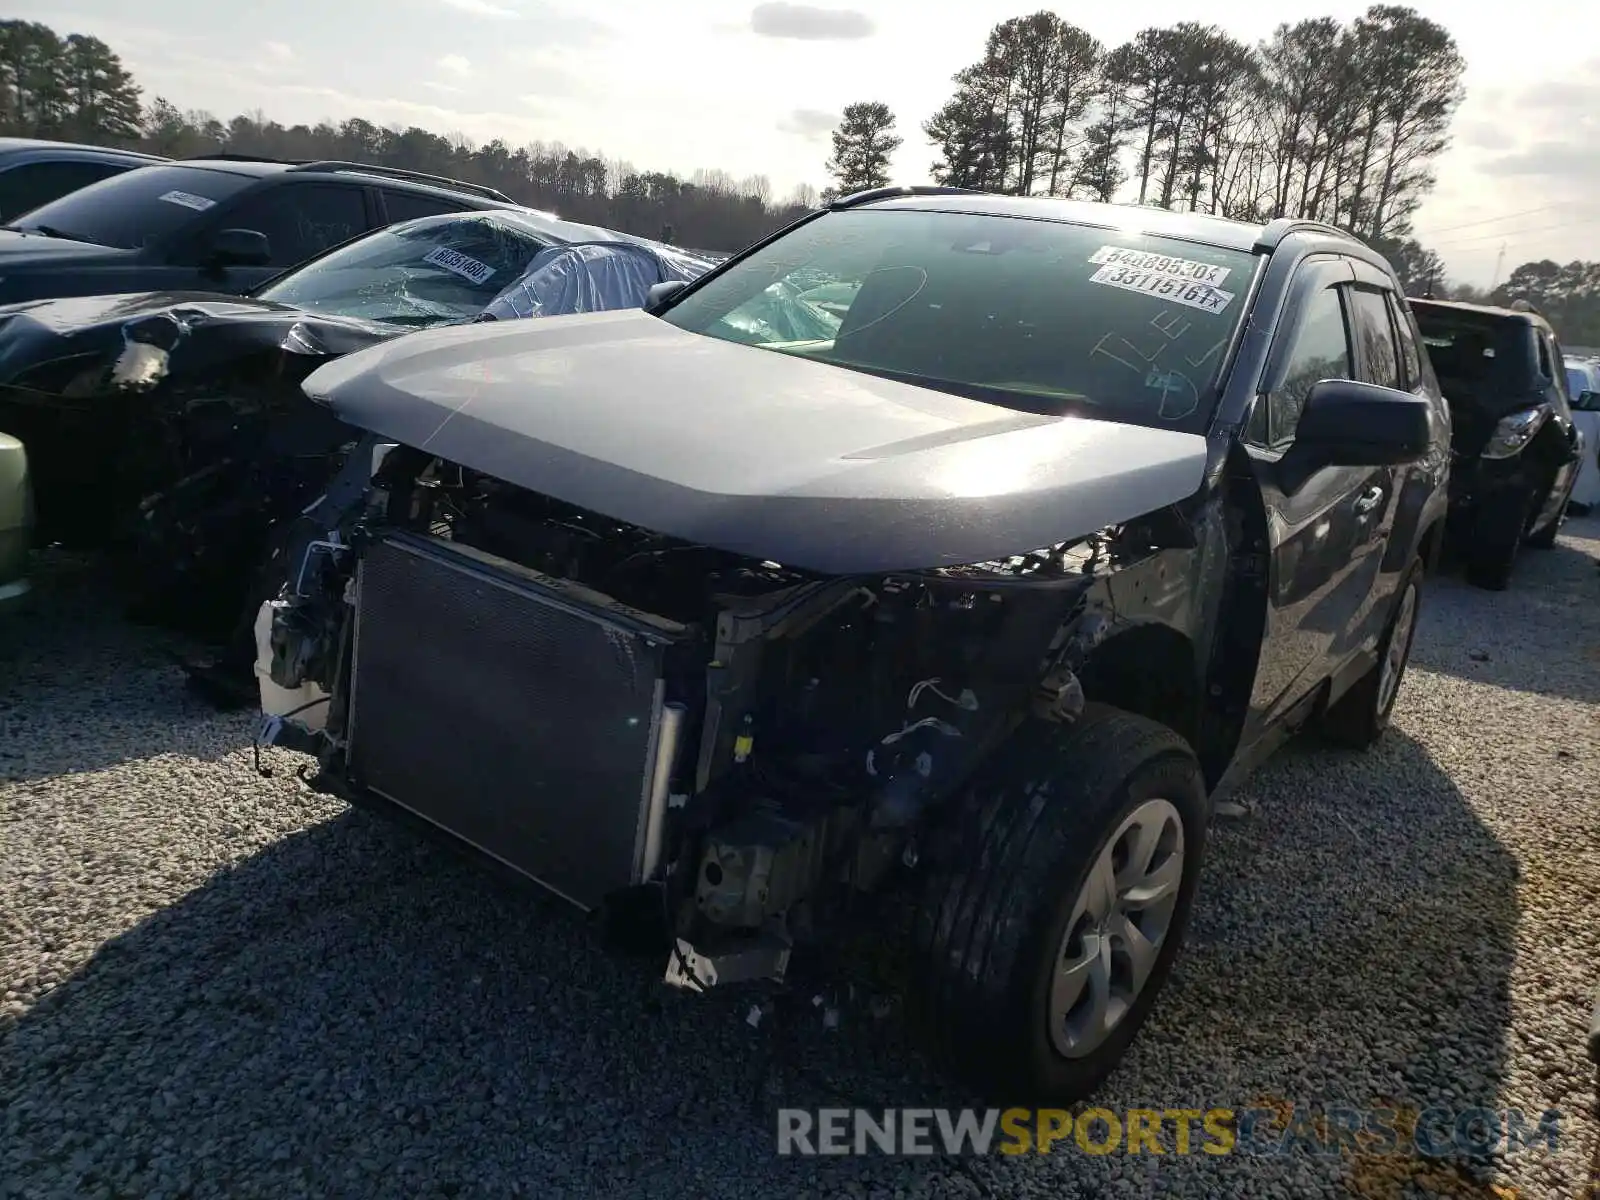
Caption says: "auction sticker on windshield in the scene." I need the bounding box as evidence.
[1089,246,1231,287]
[158,190,217,212]
[1089,263,1235,314]
[423,246,496,285]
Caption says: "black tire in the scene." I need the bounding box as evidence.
[1464,486,1534,591]
[1321,559,1423,750]
[909,704,1207,1104]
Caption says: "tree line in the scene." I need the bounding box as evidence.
[0,12,1577,306]
[825,5,1472,294]
[0,19,816,251]
[1462,263,1600,349]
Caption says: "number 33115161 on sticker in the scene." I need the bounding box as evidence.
[1089,264,1234,314]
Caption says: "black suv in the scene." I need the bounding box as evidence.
[0,157,513,304]
[0,137,167,221]
[1409,298,1584,589]
[258,188,1449,1103]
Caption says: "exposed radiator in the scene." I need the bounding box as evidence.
[345,531,692,910]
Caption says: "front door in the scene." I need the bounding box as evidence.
[1242,256,1391,733]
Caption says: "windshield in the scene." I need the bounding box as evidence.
[7,164,255,249]
[258,214,554,326]
[1566,366,1589,397]
[1412,306,1533,404]
[657,207,1257,432]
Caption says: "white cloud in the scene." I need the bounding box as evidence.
[777,108,837,140]
[264,41,293,60]
[439,0,519,16]
[438,53,472,76]
[750,3,875,40]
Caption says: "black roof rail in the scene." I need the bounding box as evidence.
[1254,216,1357,251]
[288,160,512,203]
[829,185,984,210]
[182,153,306,164]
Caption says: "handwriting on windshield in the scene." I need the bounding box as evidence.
[1090,332,1157,373]
[1144,367,1199,421]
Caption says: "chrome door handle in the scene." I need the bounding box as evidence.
[1354,486,1384,513]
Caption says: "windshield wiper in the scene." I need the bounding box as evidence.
[3,224,99,244]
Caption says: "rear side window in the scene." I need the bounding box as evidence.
[223,183,368,267]
[1270,284,1352,447]
[382,189,473,223]
[0,160,129,220]
[1535,332,1554,380]
[1349,288,1401,389]
[1388,296,1424,390]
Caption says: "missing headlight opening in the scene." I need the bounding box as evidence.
[259,434,1187,995]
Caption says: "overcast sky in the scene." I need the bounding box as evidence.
[19,0,1599,287]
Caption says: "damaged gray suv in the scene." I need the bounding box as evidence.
[256,188,1449,1102]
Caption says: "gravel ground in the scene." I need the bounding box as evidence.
[2,518,1598,1200]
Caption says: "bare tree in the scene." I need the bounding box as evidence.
[1349,5,1464,239]
[787,182,819,209]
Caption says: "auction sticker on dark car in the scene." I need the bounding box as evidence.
[158,190,217,212]
[1089,264,1234,314]
[1089,246,1232,287]
[423,246,496,285]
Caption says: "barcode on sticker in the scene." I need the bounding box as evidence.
[158,190,217,212]
[1089,264,1234,314]
[1089,246,1230,287]
[423,246,495,285]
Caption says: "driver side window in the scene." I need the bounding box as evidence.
[1264,284,1353,449]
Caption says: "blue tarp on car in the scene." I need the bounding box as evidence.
[482,240,711,321]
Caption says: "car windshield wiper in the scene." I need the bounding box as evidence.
[3,224,100,244]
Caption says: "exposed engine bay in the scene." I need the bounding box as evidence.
[260,437,1138,989]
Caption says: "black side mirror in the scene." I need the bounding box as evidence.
[209,227,272,269]
[1291,378,1435,469]
[1577,389,1599,411]
[646,280,686,310]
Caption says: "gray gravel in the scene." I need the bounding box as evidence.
[3,521,1598,1200]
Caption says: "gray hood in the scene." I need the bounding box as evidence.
[301,308,1210,574]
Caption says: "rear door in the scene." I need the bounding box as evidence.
[172,180,375,292]
[1243,255,1402,730]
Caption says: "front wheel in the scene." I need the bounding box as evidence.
[1464,486,1535,590]
[909,705,1208,1104]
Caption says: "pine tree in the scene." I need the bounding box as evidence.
[62,33,141,144]
[825,102,901,194]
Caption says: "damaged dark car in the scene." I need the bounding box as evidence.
[0,207,711,642]
[1408,297,1583,589]
[257,190,1449,1102]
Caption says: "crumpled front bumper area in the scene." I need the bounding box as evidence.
[338,531,695,911]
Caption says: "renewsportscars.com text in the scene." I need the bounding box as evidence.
[776,1106,1562,1158]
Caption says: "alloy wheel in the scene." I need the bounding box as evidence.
[1048,797,1185,1059]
